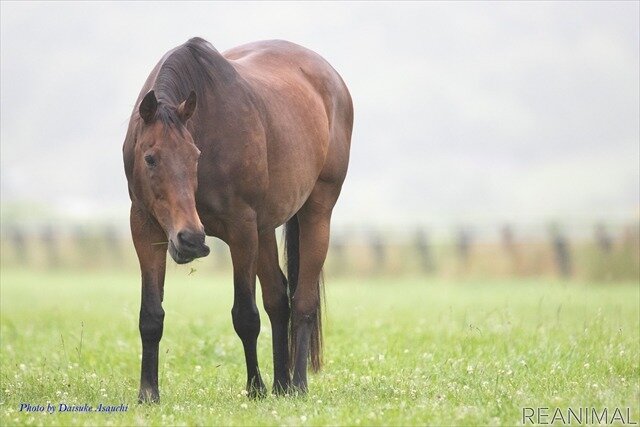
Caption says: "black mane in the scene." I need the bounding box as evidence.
[152,37,235,125]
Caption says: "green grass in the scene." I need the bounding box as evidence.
[1,267,638,426]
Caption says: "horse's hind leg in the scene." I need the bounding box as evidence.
[257,230,291,394]
[130,206,167,403]
[290,181,339,392]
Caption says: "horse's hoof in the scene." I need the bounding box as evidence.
[272,381,291,396]
[138,388,160,404]
[290,382,308,396]
[247,379,267,399]
[247,385,267,399]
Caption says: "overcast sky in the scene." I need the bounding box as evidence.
[1,1,638,229]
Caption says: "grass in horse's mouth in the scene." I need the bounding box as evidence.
[151,241,168,246]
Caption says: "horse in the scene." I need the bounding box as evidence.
[122,37,353,402]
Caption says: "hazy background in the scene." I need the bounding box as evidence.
[1,1,639,232]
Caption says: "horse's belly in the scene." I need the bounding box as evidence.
[258,130,329,230]
[260,181,317,230]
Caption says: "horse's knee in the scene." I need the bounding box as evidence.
[139,307,165,343]
[232,300,261,341]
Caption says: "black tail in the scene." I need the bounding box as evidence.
[285,214,323,373]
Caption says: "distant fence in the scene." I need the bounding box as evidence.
[1,221,638,282]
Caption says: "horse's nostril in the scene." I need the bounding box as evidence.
[178,230,192,247]
[177,230,187,245]
[177,229,205,249]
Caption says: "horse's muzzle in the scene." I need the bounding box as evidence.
[168,229,210,264]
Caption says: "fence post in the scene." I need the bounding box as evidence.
[594,223,612,254]
[456,227,471,273]
[415,228,434,274]
[8,226,29,265]
[369,230,386,275]
[41,224,60,269]
[501,224,520,276]
[550,226,572,278]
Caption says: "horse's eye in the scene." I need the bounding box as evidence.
[144,154,156,167]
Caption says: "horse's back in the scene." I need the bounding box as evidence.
[224,39,352,150]
[224,39,341,88]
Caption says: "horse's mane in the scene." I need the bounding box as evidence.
[152,37,235,125]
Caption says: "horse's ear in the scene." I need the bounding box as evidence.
[178,91,197,122]
[139,90,157,123]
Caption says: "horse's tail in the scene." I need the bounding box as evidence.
[285,214,323,373]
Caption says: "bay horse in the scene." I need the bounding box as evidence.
[122,37,352,402]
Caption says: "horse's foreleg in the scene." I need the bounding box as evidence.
[130,206,167,403]
[228,222,267,398]
[257,231,291,394]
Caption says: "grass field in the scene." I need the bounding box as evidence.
[1,267,638,426]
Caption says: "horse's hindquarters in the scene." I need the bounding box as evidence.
[227,43,352,229]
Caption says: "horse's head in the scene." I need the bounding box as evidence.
[131,90,210,264]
